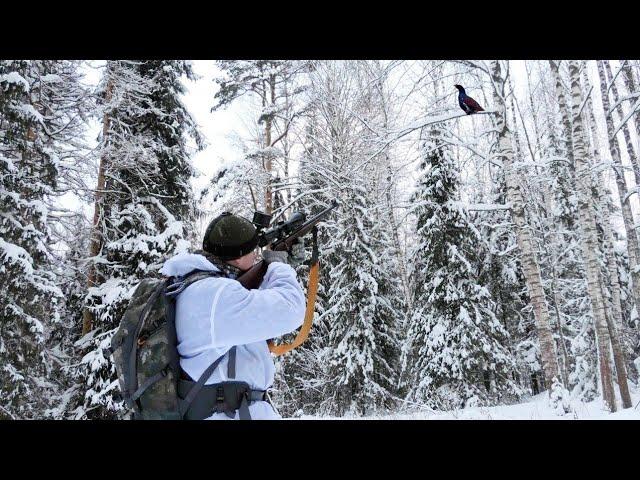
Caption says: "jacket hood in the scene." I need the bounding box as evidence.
[159,253,220,277]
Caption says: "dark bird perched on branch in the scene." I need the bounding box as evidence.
[454,84,485,115]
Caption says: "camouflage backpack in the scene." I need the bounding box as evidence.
[109,270,222,420]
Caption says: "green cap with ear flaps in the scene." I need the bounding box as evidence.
[202,212,259,260]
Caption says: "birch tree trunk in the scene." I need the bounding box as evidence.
[604,61,640,187]
[549,61,577,185]
[82,76,113,336]
[489,60,560,388]
[508,85,570,386]
[595,60,640,318]
[582,77,633,409]
[567,60,616,412]
[619,61,640,181]
[584,72,629,337]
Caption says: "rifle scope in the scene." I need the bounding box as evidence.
[254,211,307,247]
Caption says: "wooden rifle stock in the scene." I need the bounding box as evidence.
[236,260,269,290]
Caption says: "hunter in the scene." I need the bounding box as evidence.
[159,212,306,419]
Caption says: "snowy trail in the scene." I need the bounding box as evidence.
[298,390,640,420]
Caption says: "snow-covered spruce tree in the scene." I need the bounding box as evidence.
[321,182,401,416]
[0,61,82,418]
[293,61,402,417]
[402,130,520,410]
[31,61,94,418]
[75,60,203,418]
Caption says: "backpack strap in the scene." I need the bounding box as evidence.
[131,366,169,402]
[165,269,222,299]
[178,351,235,418]
[227,345,237,379]
[163,269,223,408]
[162,269,227,419]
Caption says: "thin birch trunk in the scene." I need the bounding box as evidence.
[508,86,569,386]
[604,61,640,188]
[567,60,617,412]
[595,61,640,318]
[584,73,628,337]
[583,66,634,409]
[549,61,577,185]
[489,60,560,388]
[620,61,640,181]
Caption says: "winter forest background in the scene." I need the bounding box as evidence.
[2,59,640,420]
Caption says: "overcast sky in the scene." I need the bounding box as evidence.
[181,61,245,194]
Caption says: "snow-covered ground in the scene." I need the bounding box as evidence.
[300,390,640,420]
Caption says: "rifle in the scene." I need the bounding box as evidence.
[236,200,338,290]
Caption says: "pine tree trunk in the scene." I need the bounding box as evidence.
[489,60,560,388]
[595,61,640,320]
[82,77,114,336]
[567,61,616,412]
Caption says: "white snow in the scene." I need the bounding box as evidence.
[20,104,44,123]
[0,71,30,91]
[0,237,34,275]
[299,389,640,420]
[41,74,62,83]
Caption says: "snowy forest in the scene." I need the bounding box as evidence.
[2,59,640,420]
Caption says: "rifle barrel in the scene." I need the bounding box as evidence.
[272,201,338,250]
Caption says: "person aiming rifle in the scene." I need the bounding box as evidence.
[155,202,337,420]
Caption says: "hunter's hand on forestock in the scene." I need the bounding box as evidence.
[287,238,305,268]
[262,250,289,265]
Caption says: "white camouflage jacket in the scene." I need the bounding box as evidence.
[160,253,306,420]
